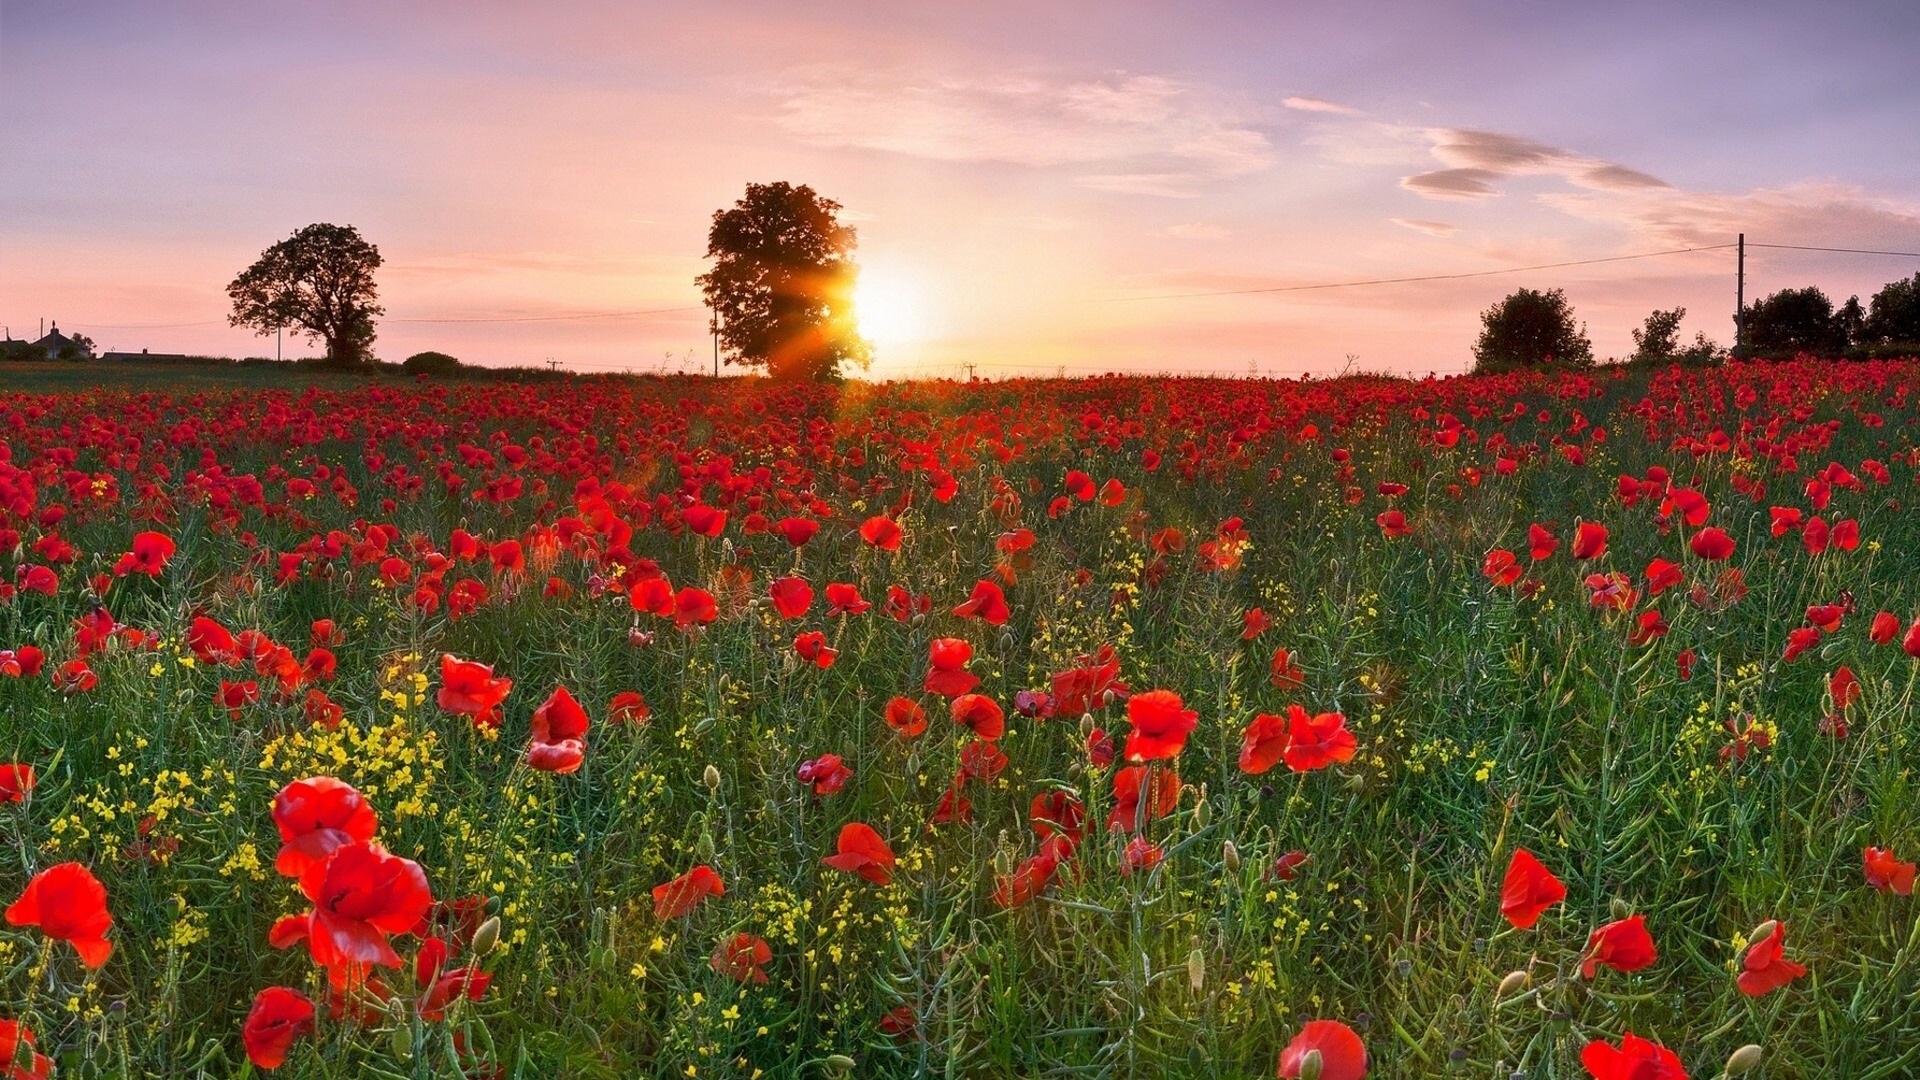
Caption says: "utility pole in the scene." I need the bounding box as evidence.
[1734,233,1746,359]
[710,310,720,377]
[277,324,282,363]
[546,358,560,373]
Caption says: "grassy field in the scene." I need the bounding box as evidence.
[0,360,1916,1078]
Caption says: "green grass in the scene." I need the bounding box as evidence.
[0,361,1915,1078]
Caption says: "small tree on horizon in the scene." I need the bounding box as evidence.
[1472,288,1593,372]
[227,223,384,366]
[697,182,869,381]
[1631,306,1723,365]
[1863,272,1920,347]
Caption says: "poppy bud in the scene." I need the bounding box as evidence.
[1496,970,1529,998]
[1746,919,1778,952]
[825,1054,856,1073]
[1725,1044,1763,1075]
[1222,840,1241,873]
[696,832,716,861]
[1609,897,1631,920]
[1187,947,1205,990]
[1297,1048,1324,1080]
[1343,772,1365,792]
[390,1024,413,1060]
[703,764,722,792]
[1193,799,1211,829]
[472,916,502,956]
[1078,714,1095,740]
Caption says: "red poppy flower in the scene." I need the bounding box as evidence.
[52,660,97,694]
[0,647,45,678]
[1689,526,1735,561]
[822,822,895,885]
[711,933,772,983]
[1052,645,1129,715]
[273,776,379,878]
[1676,648,1696,681]
[652,865,725,920]
[953,579,1010,625]
[437,654,512,729]
[1030,791,1086,842]
[1277,706,1356,772]
[1864,846,1916,895]
[417,966,491,1021]
[1499,848,1566,929]
[113,531,176,577]
[992,848,1063,909]
[1121,835,1164,876]
[859,515,903,551]
[682,505,726,538]
[1374,509,1411,538]
[242,986,316,1070]
[769,576,813,620]
[220,679,260,719]
[1580,1032,1684,1080]
[6,861,113,968]
[1108,765,1180,831]
[1271,850,1310,881]
[1528,523,1559,560]
[1243,607,1273,638]
[1830,666,1861,709]
[777,517,819,547]
[1581,914,1657,977]
[884,696,927,738]
[1572,521,1608,560]
[609,691,651,724]
[0,1018,50,1079]
[1277,1019,1367,1080]
[1737,920,1805,996]
[877,1004,919,1037]
[1238,712,1290,774]
[931,785,972,826]
[629,576,674,617]
[794,630,838,669]
[797,753,852,795]
[0,766,34,804]
[1122,689,1198,762]
[294,842,434,977]
[1802,516,1830,554]
[1871,610,1900,644]
[925,638,979,696]
[1482,549,1522,587]
[1269,647,1306,690]
[1643,558,1683,596]
[956,740,1008,784]
[673,586,718,627]
[823,582,870,616]
[1065,471,1095,501]
[885,584,930,622]
[950,694,1006,741]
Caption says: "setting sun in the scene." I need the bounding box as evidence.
[853,266,929,349]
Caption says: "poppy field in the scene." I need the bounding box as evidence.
[1,360,1919,1078]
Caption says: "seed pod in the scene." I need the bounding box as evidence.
[1609,896,1631,920]
[1193,798,1211,829]
[703,764,722,793]
[1496,970,1530,998]
[1222,840,1241,873]
[1725,1044,1763,1075]
[389,1024,412,1060]
[1187,947,1205,990]
[471,916,502,956]
[824,1054,856,1073]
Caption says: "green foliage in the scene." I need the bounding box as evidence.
[1863,272,1920,347]
[1742,286,1849,356]
[402,351,463,376]
[696,182,870,381]
[1472,288,1593,372]
[1631,308,1723,366]
[227,223,385,366]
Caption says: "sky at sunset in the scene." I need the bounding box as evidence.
[5,0,1920,377]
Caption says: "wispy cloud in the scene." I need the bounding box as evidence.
[1162,221,1229,240]
[1282,95,1360,115]
[1540,182,1920,249]
[775,66,1273,197]
[1390,218,1460,236]
[1402,128,1670,200]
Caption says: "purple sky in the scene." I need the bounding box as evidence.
[5,0,1920,376]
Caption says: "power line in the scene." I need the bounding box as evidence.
[1747,243,1920,259]
[1106,244,1737,302]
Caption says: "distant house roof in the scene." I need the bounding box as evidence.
[102,351,195,363]
[30,324,92,358]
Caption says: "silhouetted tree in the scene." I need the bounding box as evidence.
[227,223,383,366]
[1472,288,1592,372]
[1630,307,1722,365]
[697,182,868,380]
[1744,286,1848,356]
[1863,273,1920,347]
